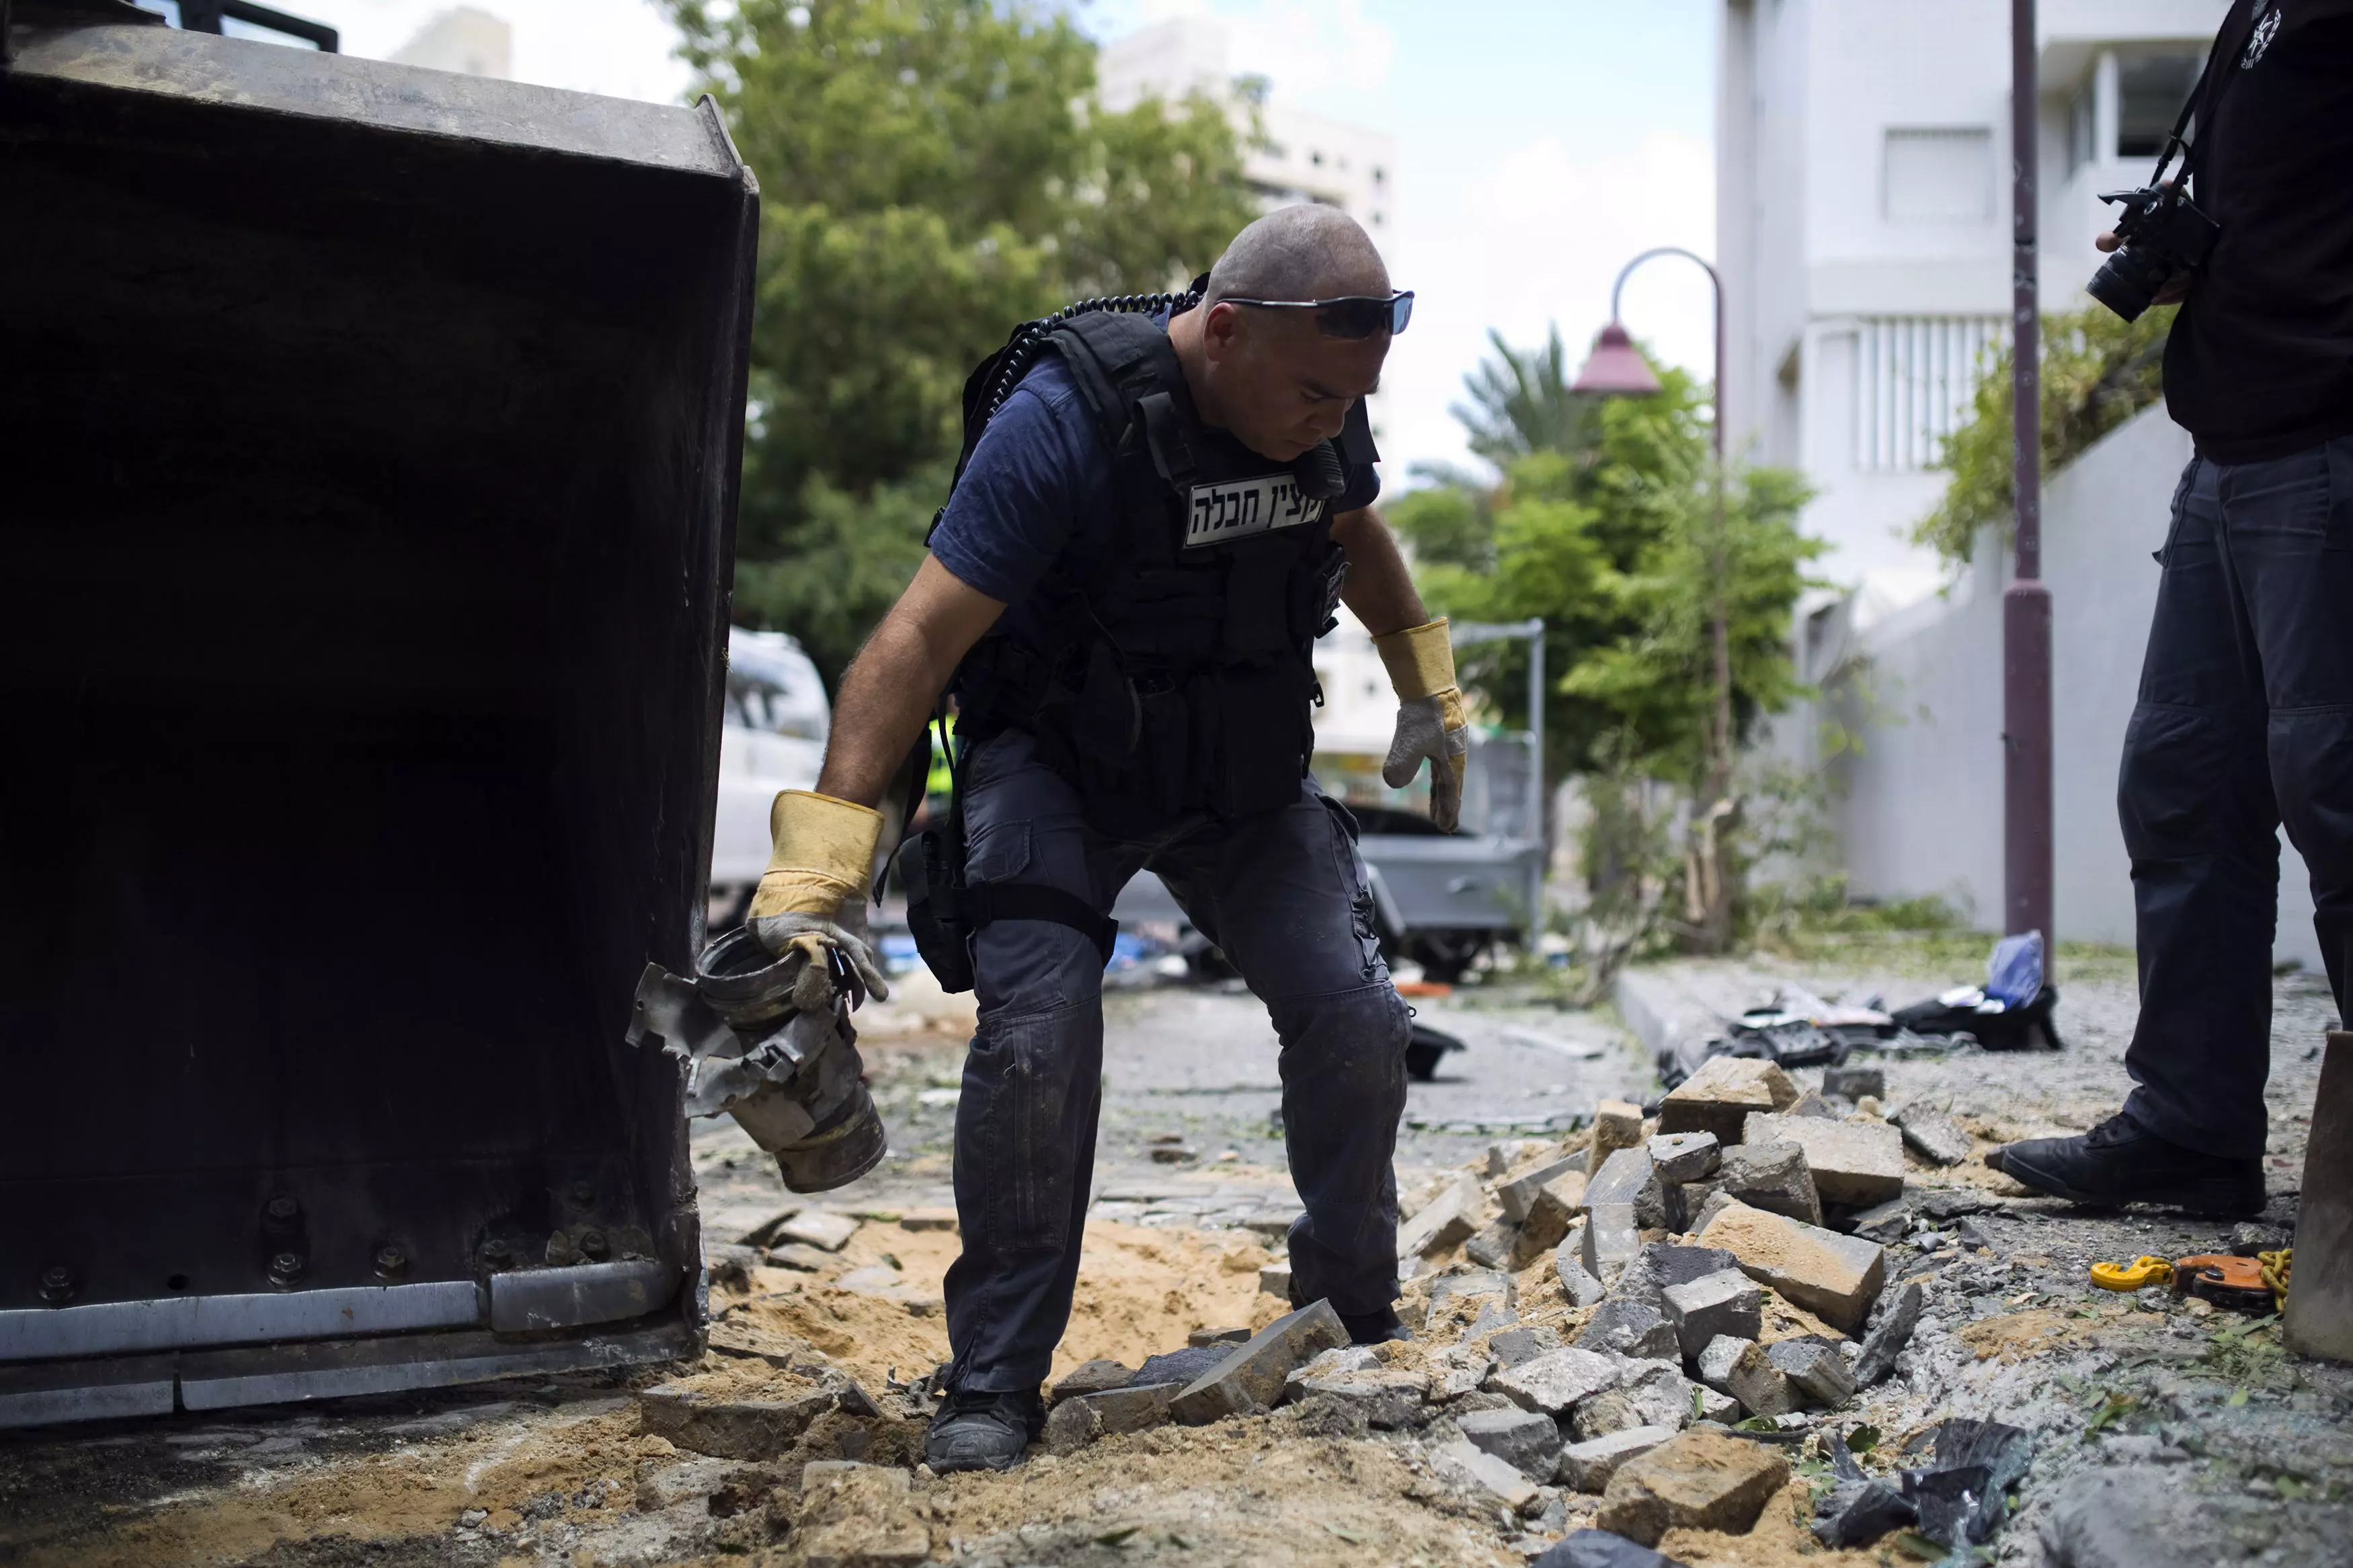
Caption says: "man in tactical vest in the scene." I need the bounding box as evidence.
[744,206,1468,1473]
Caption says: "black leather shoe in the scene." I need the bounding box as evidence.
[1987,1112,2264,1218]
[924,1386,1043,1474]
[1339,1307,1410,1346]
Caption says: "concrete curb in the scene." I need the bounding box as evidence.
[1610,966,1720,1075]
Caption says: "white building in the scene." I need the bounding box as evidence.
[1716,0,2216,608]
[389,7,512,80]
[1098,17,1398,247]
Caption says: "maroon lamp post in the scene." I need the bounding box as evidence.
[2006,0,2054,944]
[1575,247,1734,946]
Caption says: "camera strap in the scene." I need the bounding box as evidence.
[2153,0,2272,191]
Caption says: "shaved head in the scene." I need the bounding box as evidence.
[1206,204,1389,307]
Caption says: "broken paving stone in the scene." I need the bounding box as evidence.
[1288,1367,1429,1429]
[1789,1091,1840,1120]
[896,1207,958,1233]
[1458,1405,1564,1478]
[1844,1195,1914,1245]
[1723,1341,1795,1418]
[1490,1326,1564,1369]
[1133,1343,1226,1389]
[1616,1243,1746,1307]
[1578,1296,1680,1361]
[774,1208,861,1252]
[1812,1477,1915,1549]
[1555,1235,1609,1308]
[1532,1528,1692,1568]
[1570,1388,1646,1443]
[1168,1298,1349,1425]
[1714,1141,1824,1227]
[1919,1189,1996,1221]
[1188,1325,1252,1346]
[1647,1132,1720,1186]
[1765,1337,1854,1408]
[1821,1065,1884,1102]
[1613,1359,1700,1431]
[1694,1335,1751,1394]
[1583,1205,1644,1282]
[1658,1058,1799,1146]
[1891,1104,1975,1167]
[1695,1388,1739,1424]
[1432,1348,1495,1401]
[1501,1152,1590,1222]
[1741,1114,1905,1208]
[1041,1382,1177,1453]
[1398,1172,1488,1259]
[1696,1199,1886,1333]
[705,1244,762,1292]
[793,1464,928,1568]
[1431,1437,1540,1512]
[1258,1262,1293,1298]
[1854,1281,1923,1386]
[832,1264,943,1314]
[764,1242,834,1273]
[1585,1148,1669,1231]
[1590,1100,1648,1167]
[638,1383,838,1460]
[1595,1427,1791,1547]
[1661,1270,1763,1359]
[1464,1301,1519,1339]
[1491,1346,1622,1415]
[1527,1167,1593,1243]
[634,1456,735,1511]
[1429,1269,1518,1323]
[1051,1359,1134,1401]
[1556,1424,1677,1493]
[1466,1216,1529,1271]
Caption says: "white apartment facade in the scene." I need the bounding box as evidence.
[1717,0,2219,609]
[389,7,513,80]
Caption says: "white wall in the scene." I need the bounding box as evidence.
[1806,404,2323,968]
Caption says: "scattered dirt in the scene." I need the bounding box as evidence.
[1954,1306,2110,1362]
[1655,1477,1884,1567]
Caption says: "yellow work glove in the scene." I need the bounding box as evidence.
[1374,619,1470,833]
[748,790,890,1003]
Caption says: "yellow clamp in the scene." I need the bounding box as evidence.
[2090,1256,2173,1291]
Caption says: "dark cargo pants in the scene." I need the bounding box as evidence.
[941,725,1410,1393]
[2120,436,2353,1158]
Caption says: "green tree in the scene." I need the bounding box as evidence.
[1450,325,1595,467]
[665,0,1260,677]
[1915,302,2177,563]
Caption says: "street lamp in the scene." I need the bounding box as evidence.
[1574,248,1737,948]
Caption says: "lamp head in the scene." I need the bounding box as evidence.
[1571,321,1662,397]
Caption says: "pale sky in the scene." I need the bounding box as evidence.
[266,0,1718,485]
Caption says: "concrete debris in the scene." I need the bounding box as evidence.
[1844,1194,1913,1245]
[1583,1205,1644,1282]
[1569,1388,1644,1442]
[1657,1057,1798,1145]
[1557,1426,1677,1494]
[1189,1325,1252,1346]
[832,1264,944,1313]
[1596,1427,1790,1546]
[1853,1280,1923,1386]
[1168,1298,1350,1424]
[1466,1215,1536,1271]
[1526,1167,1593,1243]
[1661,1269,1762,1359]
[1428,1270,1518,1326]
[637,1382,838,1460]
[1616,1243,1745,1302]
[793,1462,928,1568]
[764,1241,836,1272]
[1589,1100,1648,1167]
[1696,1198,1887,1332]
[1585,1147,1669,1231]
[1692,1335,1750,1394]
[1812,1476,1915,1549]
[1740,1113,1905,1207]
[1398,1172,1487,1259]
[1712,1140,1824,1227]
[1041,1381,1177,1453]
[896,1206,959,1232]
[1500,1151,1589,1221]
[1458,1404,1564,1478]
[1288,1366,1429,1428]
[633,1456,735,1510]
[1464,1301,1518,1339]
[1765,1336,1854,1408]
[1533,1528,1693,1568]
[1431,1436,1541,1512]
[773,1208,861,1252]
[1821,1065,1884,1102]
[1132,1342,1226,1389]
[1646,1131,1720,1185]
[1613,1358,1700,1430]
[1789,1091,1840,1119]
[1259,1261,1293,1298]
[1722,1340,1795,1417]
[1431,1347,1496,1401]
[1694,1387,1739,1424]
[1578,1296,1681,1360]
[1490,1346,1622,1415]
[1555,1233,1609,1308]
[705,1243,762,1291]
[1488,1137,1552,1178]
[1919,1188,1996,1220]
[1891,1104,1975,1166]
[1489,1325,1564,1368]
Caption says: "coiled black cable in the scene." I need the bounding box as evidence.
[980,288,1203,420]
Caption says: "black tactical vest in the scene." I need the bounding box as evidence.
[948,304,1378,839]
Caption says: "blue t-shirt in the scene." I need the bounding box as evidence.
[928,318,1380,657]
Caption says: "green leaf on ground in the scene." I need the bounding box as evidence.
[1891,1531,1948,1561]
[1847,1424,1882,1453]
[2275,1477,2311,1501]
[1093,1526,1140,1546]
[1325,1523,1366,1543]
[2227,1387,2249,1407]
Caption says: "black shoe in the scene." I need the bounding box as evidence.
[1339,1308,1410,1346]
[1987,1112,2264,1218]
[924,1385,1043,1474]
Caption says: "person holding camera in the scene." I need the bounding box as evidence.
[1991,0,2353,1216]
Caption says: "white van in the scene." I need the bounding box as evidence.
[709,628,830,924]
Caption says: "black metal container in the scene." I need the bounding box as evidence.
[0,13,756,1424]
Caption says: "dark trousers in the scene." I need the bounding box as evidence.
[942,726,1411,1393]
[2120,436,2353,1158]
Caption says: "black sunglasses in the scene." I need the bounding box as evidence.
[1220,290,1414,339]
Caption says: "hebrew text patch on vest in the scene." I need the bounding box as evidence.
[1185,474,1328,548]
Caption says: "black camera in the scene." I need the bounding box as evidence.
[2087,182,2220,322]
